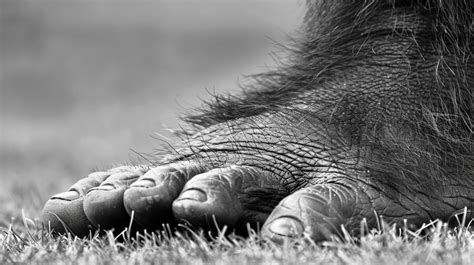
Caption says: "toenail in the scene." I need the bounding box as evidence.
[51,191,80,201]
[267,216,304,237]
[178,189,207,202]
[131,178,155,188]
[91,184,115,191]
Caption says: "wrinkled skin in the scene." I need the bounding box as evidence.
[42,0,473,242]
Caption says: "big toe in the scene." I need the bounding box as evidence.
[263,216,305,243]
[262,186,345,243]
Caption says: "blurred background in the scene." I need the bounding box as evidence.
[0,0,302,220]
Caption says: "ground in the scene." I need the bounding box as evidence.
[0,1,472,264]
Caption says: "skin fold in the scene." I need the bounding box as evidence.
[42,0,473,242]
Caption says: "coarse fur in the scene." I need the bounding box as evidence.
[40,0,473,240]
[185,0,472,131]
[173,0,473,219]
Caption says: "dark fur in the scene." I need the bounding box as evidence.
[40,1,472,238]
[173,0,472,218]
[185,0,472,129]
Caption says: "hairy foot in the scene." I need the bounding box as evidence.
[42,0,473,242]
[42,114,471,242]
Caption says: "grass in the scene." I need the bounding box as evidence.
[2,119,471,265]
[1,213,472,264]
[1,1,472,264]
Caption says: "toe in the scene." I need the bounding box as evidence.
[172,167,249,229]
[178,188,207,202]
[265,216,304,238]
[83,167,146,231]
[123,162,205,229]
[42,171,110,236]
[262,186,347,242]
